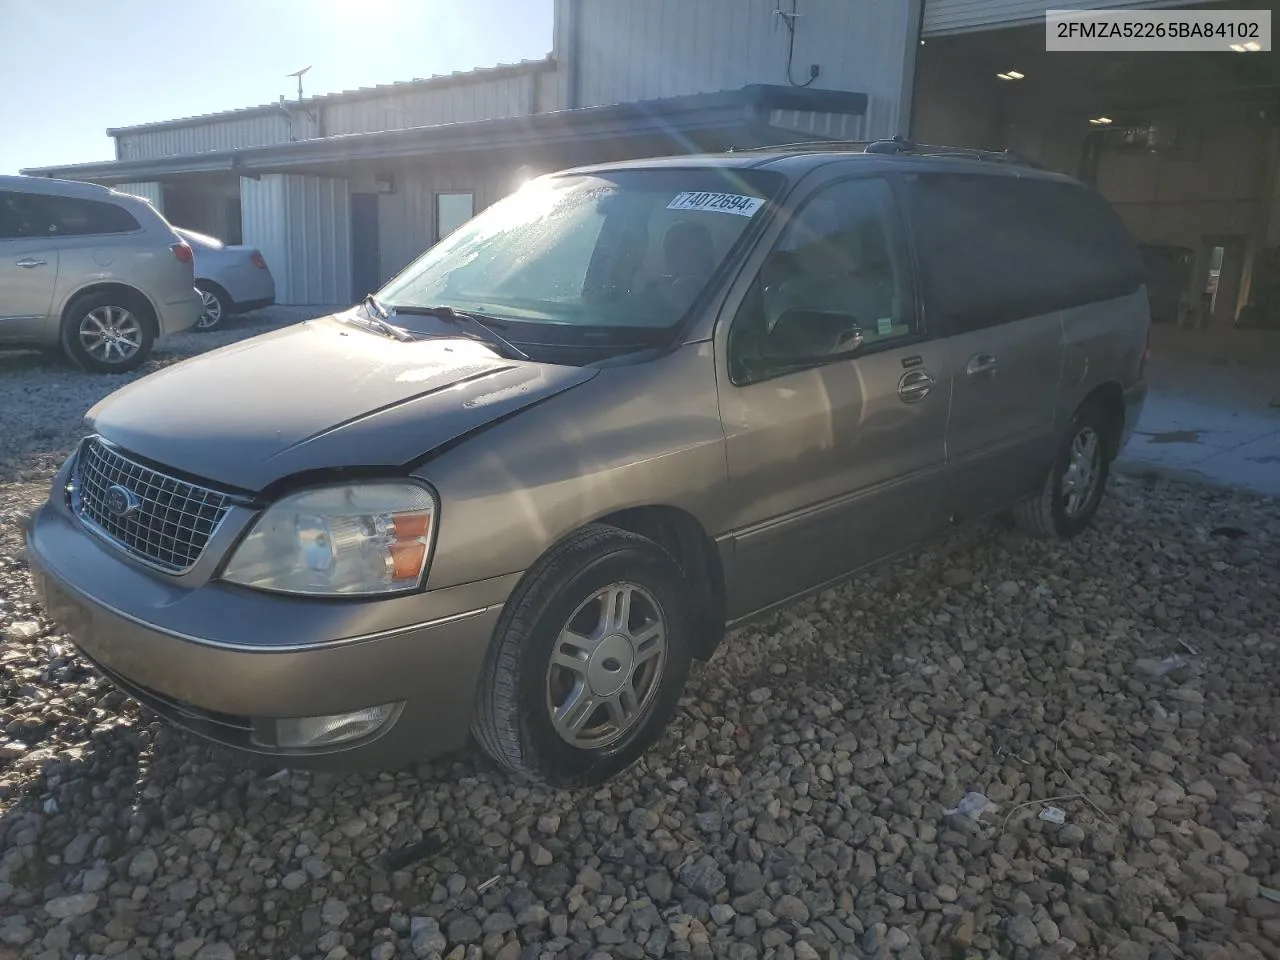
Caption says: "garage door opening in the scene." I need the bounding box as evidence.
[910,1,1280,332]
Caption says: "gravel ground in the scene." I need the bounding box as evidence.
[1,315,1278,960]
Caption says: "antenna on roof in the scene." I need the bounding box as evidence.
[286,66,312,101]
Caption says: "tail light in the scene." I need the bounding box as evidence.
[250,251,268,270]
[171,241,193,264]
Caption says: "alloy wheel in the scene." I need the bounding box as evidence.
[197,289,223,329]
[1061,425,1102,517]
[545,582,667,750]
[79,306,143,364]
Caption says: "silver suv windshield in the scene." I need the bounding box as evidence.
[378,168,781,333]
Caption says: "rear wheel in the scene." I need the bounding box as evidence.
[195,283,229,331]
[61,291,155,373]
[472,525,695,787]
[1013,402,1112,539]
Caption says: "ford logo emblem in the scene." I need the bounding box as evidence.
[104,484,141,518]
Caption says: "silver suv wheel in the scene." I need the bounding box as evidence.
[79,306,143,364]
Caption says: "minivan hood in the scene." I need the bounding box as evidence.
[87,314,599,492]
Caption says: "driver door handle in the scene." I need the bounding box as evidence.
[898,369,933,403]
[966,353,998,378]
[15,258,47,268]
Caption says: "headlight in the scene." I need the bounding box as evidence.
[222,482,436,596]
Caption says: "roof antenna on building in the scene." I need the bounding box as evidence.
[287,66,312,102]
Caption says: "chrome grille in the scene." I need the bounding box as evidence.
[74,438,231,572]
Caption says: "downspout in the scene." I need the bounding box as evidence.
[565,0,581,110]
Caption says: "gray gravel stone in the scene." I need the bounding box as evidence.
[677,855,726,898]
[1131,816,1157,840]
[1006,914,1041,949]
[447,916,482,943]
[321,897,350,927]
[43,893,98,919]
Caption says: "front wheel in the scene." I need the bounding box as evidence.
[1013,402,1112,539]
[472,525,695,787]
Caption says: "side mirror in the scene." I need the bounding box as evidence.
[763,308,865,363]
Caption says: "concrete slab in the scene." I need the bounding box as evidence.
[1120,391,1280,496]
[1116,325,1280,497]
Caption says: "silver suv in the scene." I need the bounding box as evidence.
[0,175,201,372]
[27,142,1150,786]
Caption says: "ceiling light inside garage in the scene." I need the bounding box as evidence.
[1230,41,1262,53]
[996,70,1025,80]
[1089,116,1114,126]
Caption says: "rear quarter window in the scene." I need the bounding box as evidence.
[903,172,1143,335]
[24,195,141,238]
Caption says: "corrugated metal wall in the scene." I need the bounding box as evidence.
[116,110,319,160]
[113,69,555,160]
[325,74,541,136]
[567,0,919,137]
[112,181,164,213]
[375,163,522,283]
[240,177,288,298]
[241,174,350,305]
[768,109,865,141]
[922,0,1209,37]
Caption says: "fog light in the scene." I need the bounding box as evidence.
[274,703,399,748]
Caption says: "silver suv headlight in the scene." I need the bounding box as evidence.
[222,481,436,596]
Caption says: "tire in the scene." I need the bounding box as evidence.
[60,291,155,374]
[472,524,695,787]
[195,283,230,331]
[1013,402,1113,539]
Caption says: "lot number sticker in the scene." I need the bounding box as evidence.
[668,192,765,217]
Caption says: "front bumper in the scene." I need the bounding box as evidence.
[25,497,516,768]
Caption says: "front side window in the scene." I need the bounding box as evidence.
[729,176,916,384]
[380,168,782,334]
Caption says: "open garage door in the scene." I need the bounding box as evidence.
[923,0,1211,37]
[912,2,1280,331]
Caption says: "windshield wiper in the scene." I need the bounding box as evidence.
[359,294,413,342]
[388,304,530,361]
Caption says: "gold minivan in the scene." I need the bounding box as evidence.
[27,142,1150,785]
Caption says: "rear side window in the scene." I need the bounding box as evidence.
[903,173,1142,334]
[1026,180,1145,304]
[2,193,141,238]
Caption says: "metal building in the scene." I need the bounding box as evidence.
[25,0,1274,327]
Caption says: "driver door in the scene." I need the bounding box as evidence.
[715,173,951,619]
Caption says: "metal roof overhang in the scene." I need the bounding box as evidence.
[22,85,868,184]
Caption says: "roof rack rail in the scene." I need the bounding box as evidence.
[862,135,1035,166]
[730,135,1037,166]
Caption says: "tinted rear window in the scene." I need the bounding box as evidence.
[903,173,1143,334]
[0,192,141,239]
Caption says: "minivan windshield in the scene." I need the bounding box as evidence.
[377,168,781,334]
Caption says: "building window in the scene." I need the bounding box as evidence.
[435,192,474,242]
